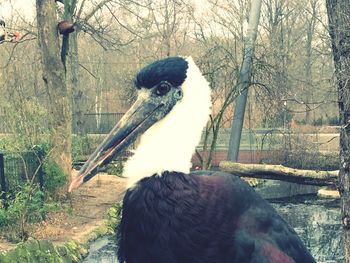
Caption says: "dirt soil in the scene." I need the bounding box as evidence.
[0,173,127,251]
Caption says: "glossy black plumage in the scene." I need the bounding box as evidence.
[117,171,315,263]
[135,57,188,89]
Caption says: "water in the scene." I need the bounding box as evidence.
[82,235,118,263]
[82,195,343,263]
[271,196,343,263]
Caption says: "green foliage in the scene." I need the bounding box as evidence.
[107,202,122,233]
[0,238,88,262]
[0,140,66,243]
[106,162,124,175]
[43,157,67,193]
[0,137,14,151]
[0,185,59,227]
[0,187,59,238]
[0,184,61,242]
[3,231,22,244]
[72,135,93,161]
[0,208,9,227]
[42,200,61,214]
[66,206,74,217]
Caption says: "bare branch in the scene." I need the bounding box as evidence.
[79,63,98,79]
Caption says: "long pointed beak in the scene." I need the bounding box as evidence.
[69,92,164,192]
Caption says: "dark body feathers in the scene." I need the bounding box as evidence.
[135,57,188,89]
[117,171,315,263]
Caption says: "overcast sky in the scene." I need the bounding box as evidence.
[0,0,35,20]
[0,0,208,20]
[0,0,210,26]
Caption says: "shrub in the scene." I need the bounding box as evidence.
[0,184,61,241]
[43,158,67,193]
[107,202,122,233]
[106,162,124,176]
[72,135,93,161]
[260,129,340,170]
[0,207,10,227]
[284,150,339,170]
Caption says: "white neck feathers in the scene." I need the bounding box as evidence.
[123,57,212,187]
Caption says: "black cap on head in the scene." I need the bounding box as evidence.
[135,57,188,89]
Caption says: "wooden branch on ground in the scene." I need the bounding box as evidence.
[219,161,339,187]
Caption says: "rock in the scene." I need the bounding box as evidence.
[0,239,87,263]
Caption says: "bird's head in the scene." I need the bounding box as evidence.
[69,56,211,191]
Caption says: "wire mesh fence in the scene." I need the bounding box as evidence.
[0,112,125,134]
[0,150,44,207]
[73,112,124,134]
[4,151,43,189]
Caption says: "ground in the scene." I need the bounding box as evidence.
[0,173,127,251]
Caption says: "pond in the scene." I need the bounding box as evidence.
[272,195,343,263]
[82,184,343,263]
[81,235,118,263]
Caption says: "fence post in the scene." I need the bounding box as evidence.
[0,153,7,208]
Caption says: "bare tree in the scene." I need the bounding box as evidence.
[326,0,350,261]
[302,0,317,123]
[64,0,152,133]
[35,0,152,175]
[36,0,72,176]
[228,0,262,161]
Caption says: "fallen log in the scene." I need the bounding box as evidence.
[219,161,339,187]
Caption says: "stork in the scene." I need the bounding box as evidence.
[69,56,316,263]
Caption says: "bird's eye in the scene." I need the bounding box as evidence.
[155,82,171,96]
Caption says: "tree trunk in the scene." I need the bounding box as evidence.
[326,1,350,261]
[36,0,72,176]
[63,0,85,135]
[219,161,338,186]
[227,0,262,161]
[70,31,86,135]
[304,13,314,124]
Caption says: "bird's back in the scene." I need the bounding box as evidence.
[117,171,315,263]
